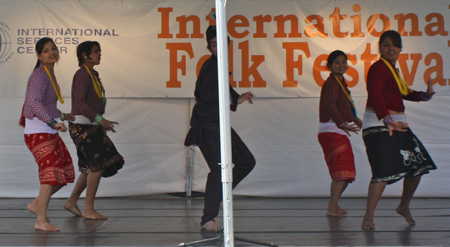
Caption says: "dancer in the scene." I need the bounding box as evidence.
[318,50,362,217]
[361,30,437,229]
[20,37,75,231]
[184,26,256,231]
[64,41,124,220]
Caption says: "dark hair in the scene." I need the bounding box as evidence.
[327,50,347,68]
[34,37,57,70]
[379,30,402,49]
[76,41,101,66]
[206,25,216,48]
[205,25,230,50]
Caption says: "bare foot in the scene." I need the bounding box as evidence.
[326,204,347,217]
[35,220,60,232]
[27,203,37,215]
[27,202,51,223]
[326,208,347,217]
[82,210,108,220]
[63,202,82,217]
[338,206,347,213]
[27,201,38,215]
[396,206,416,225]
[361,214,375,230]
[201,220,221,232]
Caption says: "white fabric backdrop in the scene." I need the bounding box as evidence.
[0,0,449,198]
[1,96,448,198]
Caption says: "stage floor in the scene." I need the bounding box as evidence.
[0,194,449,246]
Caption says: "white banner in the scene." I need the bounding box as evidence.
[1,0,449,98]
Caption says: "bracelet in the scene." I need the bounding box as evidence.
[59,112,65,121]
[47,119,58,129]
[383,115,392,126]
[94,114,103,124]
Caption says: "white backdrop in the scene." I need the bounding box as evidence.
[0,0,449,198]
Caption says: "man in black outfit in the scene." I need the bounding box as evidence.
[184,25,256,231]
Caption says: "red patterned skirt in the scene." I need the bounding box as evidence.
[318,132,356,182]
[24,133,75,186]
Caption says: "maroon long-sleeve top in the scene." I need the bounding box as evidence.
[319,73,355,127]
[366,59,425,120]
[71,66,105,122]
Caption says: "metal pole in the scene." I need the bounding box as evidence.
[215,0,234,246]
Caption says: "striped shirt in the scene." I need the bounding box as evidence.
[23,64,60,124]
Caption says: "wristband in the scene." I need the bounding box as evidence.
[59,112,65,121]
[383,115,392,126]
[94,114,103,124]
[47,119,58,129]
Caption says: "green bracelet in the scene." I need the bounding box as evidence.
[94,114,103,124]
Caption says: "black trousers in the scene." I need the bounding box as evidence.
[198,128,256,226]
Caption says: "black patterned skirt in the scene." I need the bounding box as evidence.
[69,123,124,178]
[363,126,436,184]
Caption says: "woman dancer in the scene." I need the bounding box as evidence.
[64,41,124,220]
[361,30,436,229]
[20,37,75,231]
[318,50,362,217]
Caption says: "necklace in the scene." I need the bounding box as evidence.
[43,65,64,103]
[334,75,357,117]
[380,57,413,96]
[83,64,103,99]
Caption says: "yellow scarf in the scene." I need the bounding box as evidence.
[43,65,64,103]
[380,57,413,96]
[334,75,356,109]
[83,64,103,99]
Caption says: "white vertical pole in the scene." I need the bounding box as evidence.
[215,0,234,246]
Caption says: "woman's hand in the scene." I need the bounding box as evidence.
[424,77,435,99]
[353,117,363,129]
[387,120,409,136]
[238,91,254,104]
[341,122,360,137]
[54,123,67,132]
[100,118,119,132]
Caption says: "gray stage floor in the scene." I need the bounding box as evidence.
[0,195,449,246]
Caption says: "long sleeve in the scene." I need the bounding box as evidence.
[403,90,425,102]
[195,56,239,111]
[321,79,345,126]
[230,86,239,112]
[23,65,59,124]
[366,61,391,120]
[190,55,242,130]
[71,67,105,122]
[319,74,355,127]
[366,60,426,120]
